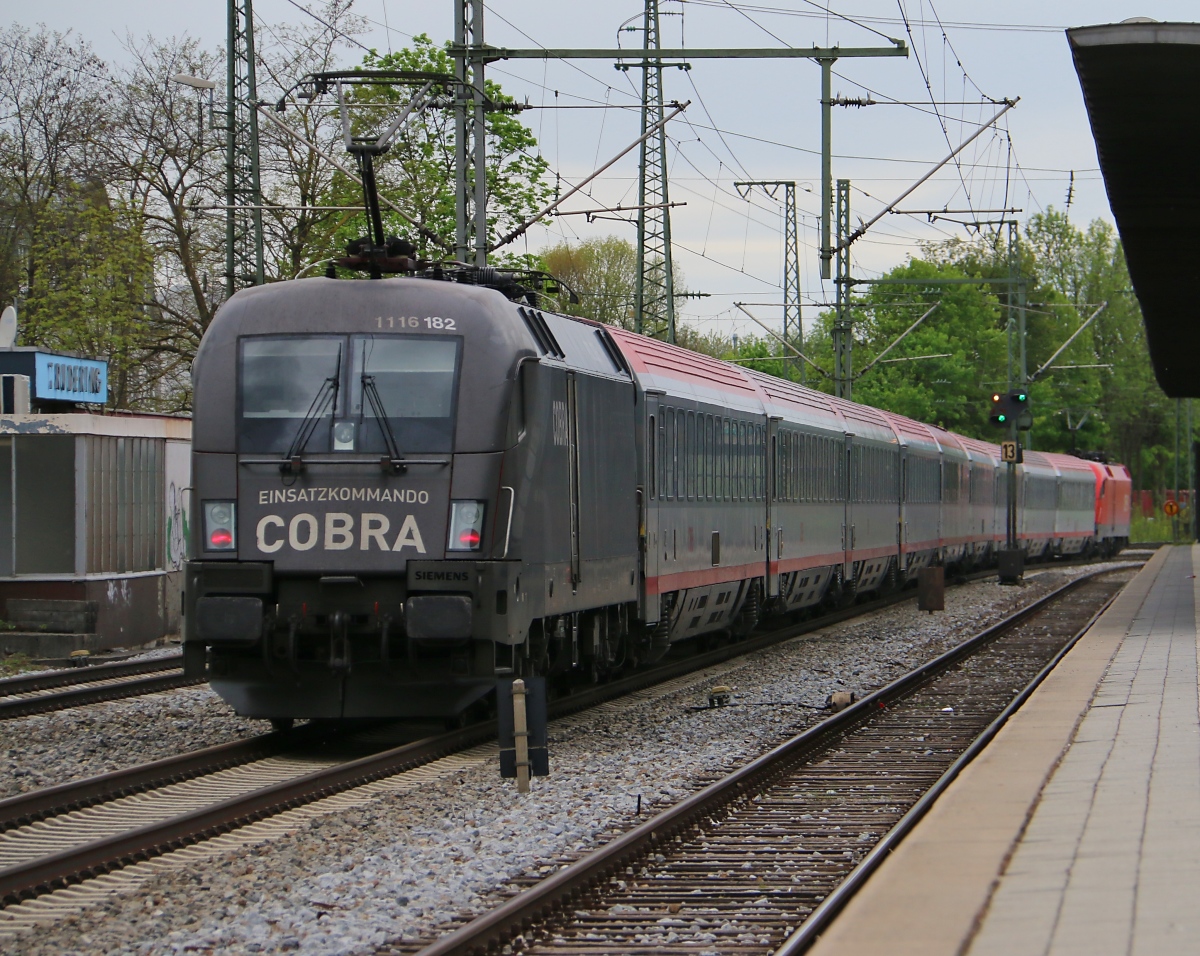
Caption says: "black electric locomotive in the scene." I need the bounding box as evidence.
[184,274,643,721]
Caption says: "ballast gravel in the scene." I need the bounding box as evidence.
[9,562,1142,956]
[0,686,271,799]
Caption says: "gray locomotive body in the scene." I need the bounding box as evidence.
[184,277,639,719]
[185,274,1129,723]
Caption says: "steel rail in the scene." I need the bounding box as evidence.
[0,559,1131,909]
[0,586,907,904]
[0,581,923,837]
[0,672,203,720]
[411,570,1117,956]
[0,720,493,905]
[0,723,335,833]
[773,582,1122,954]
[0,653,183,696]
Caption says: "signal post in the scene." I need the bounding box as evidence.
[991,389,1029,584]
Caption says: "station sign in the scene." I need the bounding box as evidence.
[33,352,107,405]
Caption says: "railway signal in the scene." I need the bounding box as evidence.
[989,389,1031,428]
[989,391,1011,426]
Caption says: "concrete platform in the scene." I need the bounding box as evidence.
[805,546,1200,956]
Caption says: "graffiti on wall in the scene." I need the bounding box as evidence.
[164,441,191,571]
[166,482,190,570]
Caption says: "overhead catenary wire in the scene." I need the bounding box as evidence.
[239,0,1070,343]
[490,101,692,251]
[835,99,1018,253]
[677,2,1068,34]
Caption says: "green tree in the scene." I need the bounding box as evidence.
[22,186,159,409]
[0,24,113,311]
[320,35,553,267]
[541,236,636,327]
[802,259,1007,435]
[930,211,1169,484]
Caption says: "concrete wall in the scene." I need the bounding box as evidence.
[0,572,181,650]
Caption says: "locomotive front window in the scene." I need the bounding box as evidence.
[238,334,461,454]
[348,336,460,454]
[239,337,343,452]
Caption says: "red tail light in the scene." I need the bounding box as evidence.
[458,528,481,548]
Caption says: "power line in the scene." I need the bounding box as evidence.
[677,2,1067,34]
[279,0,372,53]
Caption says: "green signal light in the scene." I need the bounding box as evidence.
[997,414,1007,422]
[1015,392,1027,402]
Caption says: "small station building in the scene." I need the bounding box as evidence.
[0,339,191,658]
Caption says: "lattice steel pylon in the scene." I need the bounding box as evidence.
[782,183,802,383]
[734,181,804,382]
[226,0,264,298]
[832,178,852,400]
[454,0,487,265]
[634,0,676,343]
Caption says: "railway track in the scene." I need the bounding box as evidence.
[393,567,1135,956]
[0,652,198,719]
[0,562,1134,929]
[0,554,1140,724]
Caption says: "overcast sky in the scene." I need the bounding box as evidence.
[12,2,1196,335]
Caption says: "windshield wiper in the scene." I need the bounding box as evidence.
[281,349,342,474]
[361,374,406,474]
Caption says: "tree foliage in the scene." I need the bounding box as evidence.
[22,187,156,408]
[0,14,555,408]
[724,210,1174,489]
[541,235,636,328]
[322,35,554,266]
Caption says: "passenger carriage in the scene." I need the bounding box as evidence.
[1044,452,1098,556]
[1016,451,1059,559]
[956,435,1003,568]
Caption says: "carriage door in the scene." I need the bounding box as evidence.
[898,446,908,574]
[641,393,663,622]
[766,417,781,598]
[566,372,581,589]
[843,433,854,580]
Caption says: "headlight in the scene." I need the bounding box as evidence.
[447,500,486,551]
[332,421,356,451]
[204,501,237,551]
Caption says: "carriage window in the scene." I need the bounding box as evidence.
[700,412,710,498]
[663,409,674,499]
[755,425,764,500]
[671,409,680,499]
[793,434,801,501]
[687,411,696,500]
[821,438,829,501]
[801,434,809,502]
[721,419,730,499]
[648,415,656,499]
[738,422,747,500]
[662,410,672,498]
[778,431,787,501]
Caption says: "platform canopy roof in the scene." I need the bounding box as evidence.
[1068,21,1200,398]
